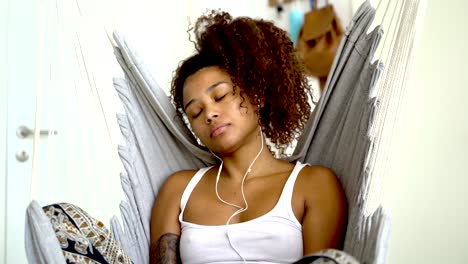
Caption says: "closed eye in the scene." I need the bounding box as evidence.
[215,94,227,102]
[192,110,202,119]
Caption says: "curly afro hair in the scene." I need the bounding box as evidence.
[171,10,312,154]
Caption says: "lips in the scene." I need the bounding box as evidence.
[210,123,229,138]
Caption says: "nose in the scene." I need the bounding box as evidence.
[205,105,220,123]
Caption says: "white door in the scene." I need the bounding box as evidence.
[3,1,41,263]
[2,0,125,263]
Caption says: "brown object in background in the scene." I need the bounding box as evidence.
[269,0,294,7]
[297,4,344,90]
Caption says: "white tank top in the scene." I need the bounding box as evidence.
[178,161,307,264]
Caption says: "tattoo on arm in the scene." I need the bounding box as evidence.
[150,233,181,264]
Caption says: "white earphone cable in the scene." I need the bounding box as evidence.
[210,128,264,262]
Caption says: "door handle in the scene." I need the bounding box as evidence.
[16,125,58,139]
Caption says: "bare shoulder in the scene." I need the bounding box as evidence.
[297,165,344,195]
[298,164,348,251]
[160,169,198,192]
[150,169,201,245]
[151,170,195,219]
[154,169,201,205]
[296,164,348,214]
[150,170,200,264]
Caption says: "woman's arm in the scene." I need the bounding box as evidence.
[150,233,180,264]
[150,170,194,264]
[299,166,348,255]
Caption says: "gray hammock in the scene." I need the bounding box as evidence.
[25,1,423,263]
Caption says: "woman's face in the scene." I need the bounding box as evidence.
[182,66,260,154]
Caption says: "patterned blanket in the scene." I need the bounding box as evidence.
[42,203,359,264]
[43,203,133,264]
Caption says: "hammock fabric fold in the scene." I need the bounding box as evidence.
[25,1,390,263]
[291,3,390,262]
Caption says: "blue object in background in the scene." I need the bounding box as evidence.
[309,0,315,10]
[289,9,304,47]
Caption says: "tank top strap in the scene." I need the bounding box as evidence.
[179,166,213,218]
[275,161,309,214]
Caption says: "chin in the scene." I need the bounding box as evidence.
[209,146,236,156]
[207,140,238,156]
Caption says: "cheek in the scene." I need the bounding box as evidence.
[234,97,253,115]
[188,121,205,139]
[238,102,258,120]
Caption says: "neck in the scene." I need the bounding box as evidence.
[215,136,276,182]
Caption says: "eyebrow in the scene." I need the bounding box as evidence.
[184,81,227,110]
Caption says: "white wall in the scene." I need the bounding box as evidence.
[0,0,8,261]
[382,0,468,263]
[117,0,352,94]
[0,85,6,262]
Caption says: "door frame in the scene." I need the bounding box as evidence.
[0,0,8,262]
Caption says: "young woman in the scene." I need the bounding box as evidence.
[150,10,348,264]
